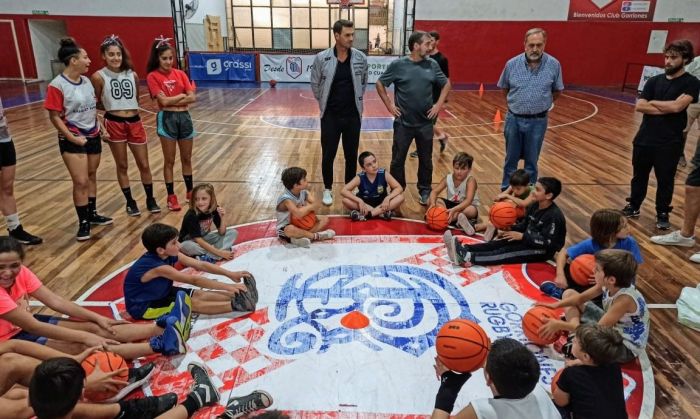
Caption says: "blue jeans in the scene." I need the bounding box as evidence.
[501,113,548,189]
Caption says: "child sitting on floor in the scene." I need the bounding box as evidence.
[341,151,404,221]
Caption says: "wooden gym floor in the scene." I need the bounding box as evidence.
[1,81,699,418]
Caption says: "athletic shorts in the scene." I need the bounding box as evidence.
[140,286,195,320]
[357,193,388,208]
[10,314,60,344]
[58,135,102,155]
[0,140,17,168]
[157,110,194,140]
[439,198,478,226]
[104,113,147,144]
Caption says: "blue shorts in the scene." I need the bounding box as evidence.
[10,314,60,345]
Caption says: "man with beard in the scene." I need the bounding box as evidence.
[622,40,700,230]
[497,28,563,190]
[376,31,450,206]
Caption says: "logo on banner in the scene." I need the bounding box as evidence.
[286,57,303,79]
[206,59,223,75]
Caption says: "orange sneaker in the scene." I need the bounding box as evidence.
[167,194,181,211]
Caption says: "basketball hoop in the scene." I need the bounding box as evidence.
[328,0,360,10]
[339,0,352,9]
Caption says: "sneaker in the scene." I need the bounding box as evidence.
[119,393,178,419]
[317,229,336,240]
[243,275,258,305]
[196,254,219,264]
[170,291,193,341]
[146,197,161,213]
[167,194,181,211]
[8,225,43,245]
[350,210,365,221]
[322,189,333,206]
[76,221,91,241]
[290,237,311,248]
[126,200,141,217]
[552,333,570,355]
[232,288,257,312]
[103,362,156,403]
[679,155,687,167]
[418,191,430,206]
[656,212,671,230]
[621,204,640,218]
[438,135,448,153]
[186,191,192,204]
[381,210,394,220]
[409,151,418,159]
[443,230,461,265]
[218,390,273,419]
[483,224,497,242]
[89,213,114,225]
[457,214,475,236]
[539,281,564,299]
[188,362,220,407]
[650,230,696,247]
[690,252,700,263]
[150,316,186,355]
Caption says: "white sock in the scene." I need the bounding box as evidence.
[6,213,20,231]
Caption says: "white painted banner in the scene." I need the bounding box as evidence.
[638,65,664,92]
[260,54,398,84]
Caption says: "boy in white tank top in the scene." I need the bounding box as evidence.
[427,152,480,235]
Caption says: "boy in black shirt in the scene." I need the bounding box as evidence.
[444,177,566,266]
[553,323,628,419]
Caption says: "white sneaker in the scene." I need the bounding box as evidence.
[690,252,700,263]
[457,214,475,236]
[650,230,696,247]
[322,189,333,206]
[290,237,311,248]
[317,229,336,240]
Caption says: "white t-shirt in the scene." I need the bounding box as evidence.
[44,74,98,136]
[470,385,560,419]
[97,67,139,112]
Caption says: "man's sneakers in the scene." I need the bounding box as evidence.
[187,362,220,408]
[655,212,671,230]
[621,204,640,218]
[539,281,564,300]
[409,150,418,159]
[167,194,181,211]
[104,362,156,403]
[171,290,193,341]
[8,225,42,245]
[438,134,448,153]
[218,390,273,419]
[150,316,186,356]
[457,214,475,236]
[322,189,333,206]
[651,230,696,247]
[119,393,178,419]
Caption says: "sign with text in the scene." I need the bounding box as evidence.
[638,65,664,92]
[569,0,656,21]
[188,52,256,81]
[260,54,398,83]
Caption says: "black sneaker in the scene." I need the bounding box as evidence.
[126,200,141,217]
[8,225,43,245]
[218,390,273,419]
[381,210,394,220]
[621,204,640,218]
[146,197,161,213]
[104,362,155,403]
[89,213,114,225]
[119,393,178,419]
[409,150,418,159]
[656,212,671,230]
[418,191,430,206]
[188,362,220,407]
[76,221,91,241]
[439,137,447,153]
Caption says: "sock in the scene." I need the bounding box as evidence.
[465,251,472,263]
[88,197,97,215]
[75,205,89,223]
[183,175,193,192]
[313,233,319,241]
[143,183,154,199]
[121,187,134,203]
[182,392,201,416]
[5,213,20,231]
[166,182,175,195]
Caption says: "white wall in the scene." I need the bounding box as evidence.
[415,0,568,21]
[28,19,67,81]
[184,0,228,36]
[0,0,171,17]
[653,0,700,22]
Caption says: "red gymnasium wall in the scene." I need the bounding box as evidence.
[415,21,700,86]
[0,15,174,79]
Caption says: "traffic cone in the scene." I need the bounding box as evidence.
[493,109,503,123]
[479,83,484,98]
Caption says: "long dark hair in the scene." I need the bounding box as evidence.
[146,36,175,73]
[100,34,133,72]
[57,37,82,66]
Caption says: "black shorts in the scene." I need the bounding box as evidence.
[687,162,700,187]
[439,198,478,226]
[0,140,17,168]
[11,314,60,344]
[357,193,388,208]
[157,110,194,140]
[141,286,195,320]
[58,135,102,154]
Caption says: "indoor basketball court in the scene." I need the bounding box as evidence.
[0,0,699,418]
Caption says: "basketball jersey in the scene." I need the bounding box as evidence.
[98,68,138,111]
[123,252,178,318]
[0,98,10,143]
[470,385,560,419]
[44,74,98,136]
[446,174,480,206]
[603,286,649,356]
[276,189,308,233]
[358,169,388,199]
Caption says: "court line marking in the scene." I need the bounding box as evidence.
[647,304,677,309]
[5,99,44,109]
[231,88,269,116]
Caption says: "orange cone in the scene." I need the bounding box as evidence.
[479,83,484,98]
[493,109,503,123]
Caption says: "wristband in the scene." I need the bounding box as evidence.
[434,370,471,412]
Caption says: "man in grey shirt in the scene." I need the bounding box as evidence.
[376,31,450,205]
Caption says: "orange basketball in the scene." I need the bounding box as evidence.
[81,351,128,402]
[569,254,596,286]
[291,211,317,230]
[270,79,277,88]
[515,205,526,219]
[551,368,564,393]
[489,202,518,229]
[522,306,560,346]
[436,319,491,373]
[425,206,449,230]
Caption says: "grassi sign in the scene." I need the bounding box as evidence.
[189,52,256,81]
[260,53,398,84]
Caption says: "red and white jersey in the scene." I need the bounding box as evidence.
[146,68,193,107]
[97,67,139,112]
[44,74,99,136]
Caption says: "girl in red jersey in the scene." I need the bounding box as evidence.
[91,35,160,217]
[146,36,196,212]
[44,38,113,241]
